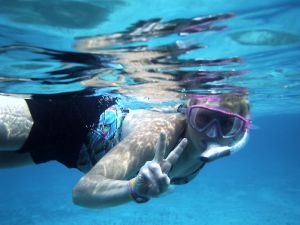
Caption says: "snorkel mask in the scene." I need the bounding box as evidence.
[179,94,250,162]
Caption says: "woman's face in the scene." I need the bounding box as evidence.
[186,123,207,153]
[185,105,248,153]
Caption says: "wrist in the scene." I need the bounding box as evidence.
[128,178,150,204]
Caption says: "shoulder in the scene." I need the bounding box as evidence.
[126,109,185,122]
[122,109,186,141]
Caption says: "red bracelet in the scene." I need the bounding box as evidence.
[128,178,150,204]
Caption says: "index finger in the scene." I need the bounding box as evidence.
[153,131,167,163]
[165,138,188,166]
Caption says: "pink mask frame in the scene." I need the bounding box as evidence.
[179,104,250,139]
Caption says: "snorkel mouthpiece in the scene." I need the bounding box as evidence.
[200,144,231,162]
[200,131,249,163]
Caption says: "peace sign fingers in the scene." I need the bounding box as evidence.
[131,131,188,199]
[153,131,188,174]
[163,138,188,173]
[153,131,167,164]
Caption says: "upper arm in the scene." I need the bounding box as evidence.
[87,127,157,180]
[86,114,185,180]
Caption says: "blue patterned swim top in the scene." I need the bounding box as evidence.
[77,104,129,172]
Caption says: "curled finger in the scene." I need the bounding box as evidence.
[139,167,160,196]
[157,174,170,194]
[148,161,169,193]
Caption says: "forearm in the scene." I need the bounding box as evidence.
[73,175,132,208]
[72,134,152,208]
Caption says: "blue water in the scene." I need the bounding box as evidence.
[0,0,300,224]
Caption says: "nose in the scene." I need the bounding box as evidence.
[205,122,218,138]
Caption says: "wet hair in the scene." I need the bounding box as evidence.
[219,94,249,118]
[187,94,250,118]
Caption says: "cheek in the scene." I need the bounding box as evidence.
[187,124,229,149]
[224,133,245,146]
[187,125,206,151]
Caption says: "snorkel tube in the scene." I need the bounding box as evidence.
[200,131,249,162]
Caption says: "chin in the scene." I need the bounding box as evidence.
[193,139,207,153]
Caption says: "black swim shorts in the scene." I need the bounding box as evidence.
[17,90,116,168]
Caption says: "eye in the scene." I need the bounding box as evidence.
[221,117,245,137]
[220,118,234,133]
[195,112,211,129]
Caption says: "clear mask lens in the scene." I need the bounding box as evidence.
[189,107,246,138]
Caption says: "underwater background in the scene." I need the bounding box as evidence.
[0,0,299,224]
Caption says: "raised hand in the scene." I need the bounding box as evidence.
[131,132,188,199]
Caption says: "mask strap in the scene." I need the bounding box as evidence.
[177,104,187,114]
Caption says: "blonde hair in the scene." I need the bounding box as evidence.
[187,94,250,118]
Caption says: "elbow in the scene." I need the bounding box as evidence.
[72,183,87,207]
[72,182,108,208]
[72,183,96,208]
[72,175,127,208]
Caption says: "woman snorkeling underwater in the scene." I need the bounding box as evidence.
[0,91,250,208]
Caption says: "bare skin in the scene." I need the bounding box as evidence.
[0,96,206,208]
[0,96,34,168]
[72,108,208,208]
[0,96,33,151]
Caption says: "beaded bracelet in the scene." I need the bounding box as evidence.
[128,178,150,203]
